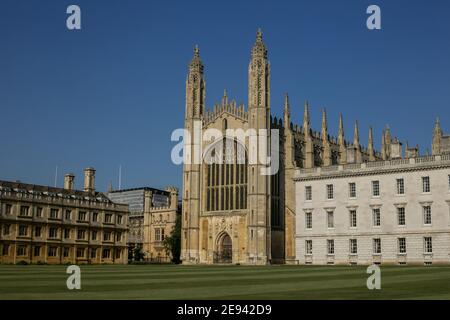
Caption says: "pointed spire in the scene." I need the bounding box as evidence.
[337,113,346,164]
[303,100,313,168]
[256,28,263,42]
[352,121,362,163]
[283,93,290,128]
[252,28,267,59]
[222,89,228,106]
[338,113,345,146]
[303,101,310,137]
[432,117,442,155]
[353,121,360,146]
[321,108,328,142]
[189,44,203,71]
[284,93,290,113]
[194,44,199,57]
[434,117,442,135]
[405,141,410,159]
[381,129,387,160]
[108,181,113,193]
[384,125,391,159]
[187,44,205,118]
[368,126,375,161]
[385,124,391,143]
[321,108,332,166]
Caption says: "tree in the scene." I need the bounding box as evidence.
[163,213,181,264]
[133,245,144,262]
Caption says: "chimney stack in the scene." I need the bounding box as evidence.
[64,173,75,191]
[84,167,96,193]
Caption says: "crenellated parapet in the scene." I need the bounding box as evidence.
[203,96,248,125]
[295,153,450,180]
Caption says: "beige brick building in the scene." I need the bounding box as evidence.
[108,186,179,262]
[0,168,129,264]
[294,121,450,265]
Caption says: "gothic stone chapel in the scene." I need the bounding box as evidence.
[181,30,382,265]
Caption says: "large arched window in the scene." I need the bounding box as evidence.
[205,138,247,211]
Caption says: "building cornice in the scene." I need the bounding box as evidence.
[294,154,450,182]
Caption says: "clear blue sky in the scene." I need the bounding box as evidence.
[1,0,449,192]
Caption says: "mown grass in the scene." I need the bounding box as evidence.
[1,264,450,300]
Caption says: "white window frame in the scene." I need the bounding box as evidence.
[305,212,312,230]
[104,214,113,223]
[396,178,405,195]
[49,227,58,238]
[422,176,431,193]
[155,228,161,241]
[18,225,28,237]
[373,238,381,254]
[372,208,381,227]
[63,228,70,239]
[305,240,313,255]
[77,248,85,258]
[349,239,357,254]
[327,211,334,229]
[20,206,29,217]
[372,180,380,197]
[397,207,406,226]
[50,208,59,219]
[17,245,27,256]
[424,237,432,253]
[327,239,334,255]
[349,210,357,228]
[48,247,58,257]
[78,211,87,221]
[349,182,356,199]
[36,207,43,218]
[77,229,85,240]
[326,184,334,200]
[423,205,432,225]
[103,231,111,241]
[398,237,406,254]
[305,186,312,201]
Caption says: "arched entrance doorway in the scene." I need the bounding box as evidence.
[215,233,232,264]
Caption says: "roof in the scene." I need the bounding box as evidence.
[0,179,113,203]
[108,187,169,195]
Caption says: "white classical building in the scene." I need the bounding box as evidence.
[294,154,450,265]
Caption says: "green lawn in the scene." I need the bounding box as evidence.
[1,264,450,300]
